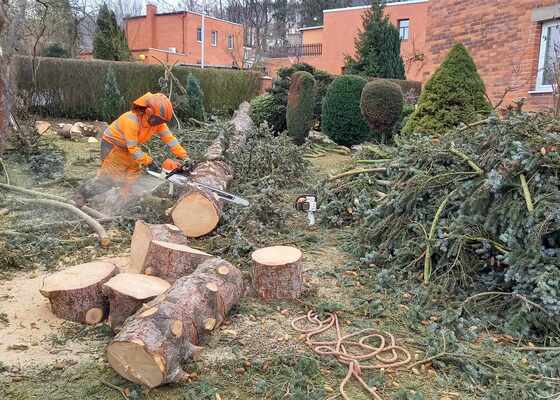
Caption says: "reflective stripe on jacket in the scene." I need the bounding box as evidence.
[102,111,188,164]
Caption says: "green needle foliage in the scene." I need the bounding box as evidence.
[320,113,560,336]
[93,3,130,61]
[101,66,125,122]
[250,94,280,127]
[403,43,492,135]
[344,0,405,79]
[322,75,370,146]
[287,71,316,144]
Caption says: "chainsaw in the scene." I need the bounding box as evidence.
[295,194,317,226]
[146,160,250,207]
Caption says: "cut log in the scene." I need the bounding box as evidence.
[40,261,118,324]
[142,241,214,283]
[171,102,252,238]
[171,161,233,238]
[106,258,243,388]
[129,220,189,273]
[252,246,304,300]
[102,273,171,331]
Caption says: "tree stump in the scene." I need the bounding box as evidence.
[39,261,118,324]
[171,161,233,238]
[142,241,214,283]
[102,273,171,331]
[129,220,189,273]
[106,258,243,388]
[252,246,304,300]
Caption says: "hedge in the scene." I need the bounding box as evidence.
[13,56,261,120]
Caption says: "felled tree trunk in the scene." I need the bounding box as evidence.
[142,241,214,283]
[102,273,171,331]
[106,258,243,388]
[171,161,233,238]
[252,246,304,300]
[129,220,189,273]
[40,261,118,324]
[171,102,253,238]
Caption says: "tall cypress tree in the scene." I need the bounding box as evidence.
[344,0,405,79]
[93,4,130,61]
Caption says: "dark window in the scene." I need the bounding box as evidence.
[197,27,202,42]
[399,19,410,40]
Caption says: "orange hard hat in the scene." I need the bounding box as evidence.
[133,92,173,123]
[162,158,180,172]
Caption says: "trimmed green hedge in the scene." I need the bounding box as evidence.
[13,56,261,120]
[360,80,403,143]
[322,75,370,146]
[287,71,316,145]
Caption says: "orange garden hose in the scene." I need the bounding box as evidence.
[292,311,412,400]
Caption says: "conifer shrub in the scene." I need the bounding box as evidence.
[322,75,370,146]
[403,44,492,135]
[360,80,403,142]
[287,71,316,145]
[250,94,279,127]
[101,67,125,122]
[183,73,205,121]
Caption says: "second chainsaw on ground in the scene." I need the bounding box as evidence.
[146,159,250,207]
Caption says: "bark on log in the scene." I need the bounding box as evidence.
[142,241,214,283]
[171,160,233,238]
[102,273,171,331]
[106,258,243,388]
[252,246,304,300]
[129,220,190,273]
[227,101,254,156]
[40,261,118,324]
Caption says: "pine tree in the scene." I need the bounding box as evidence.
[344,0,405,79]
[93,4,130,61]
[402,44,492,135]
[101,67,125,122]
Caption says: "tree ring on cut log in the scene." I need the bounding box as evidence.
[106,342,164,388]
[251,246,303,266]
[40,261,117,295]
[204,318,217,331]
[171,191,220,238]
[103,274,171,300]
[206,282,219,292]
[85,308,104,325]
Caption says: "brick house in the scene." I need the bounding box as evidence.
[124,4,245,68]
[265,0,560,111]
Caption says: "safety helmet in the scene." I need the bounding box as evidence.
[133,92,173,124]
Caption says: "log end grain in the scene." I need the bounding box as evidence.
[106,341,165,388]
[85,308,104,325]
[102,274,171,300]
[171,191,220,238]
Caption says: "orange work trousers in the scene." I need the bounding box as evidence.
[97,139,142,197]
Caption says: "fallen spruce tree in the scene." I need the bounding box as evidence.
[318,113,560,334]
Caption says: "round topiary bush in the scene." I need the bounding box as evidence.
[287,71,316,145]
[322,75,370,146]
[250,94,278,127]
[360,80,403,141]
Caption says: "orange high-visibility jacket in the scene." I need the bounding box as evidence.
[102,111,187,165]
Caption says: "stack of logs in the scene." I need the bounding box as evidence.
[38,102,306,388]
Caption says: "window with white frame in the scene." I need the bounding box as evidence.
[228,34,234,50]
[536,20,560,91]
[399,19,410,40]
[197,27,202,43]
[211,31,218,47]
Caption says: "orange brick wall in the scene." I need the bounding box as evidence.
[125,4,244,67]
[424,0,558,111]
[301,27,324,45]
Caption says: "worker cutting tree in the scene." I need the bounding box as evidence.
[74,92,188,207]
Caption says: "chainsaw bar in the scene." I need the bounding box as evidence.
[147,170,249,207]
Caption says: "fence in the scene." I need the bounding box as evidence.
[266,44,323,59]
